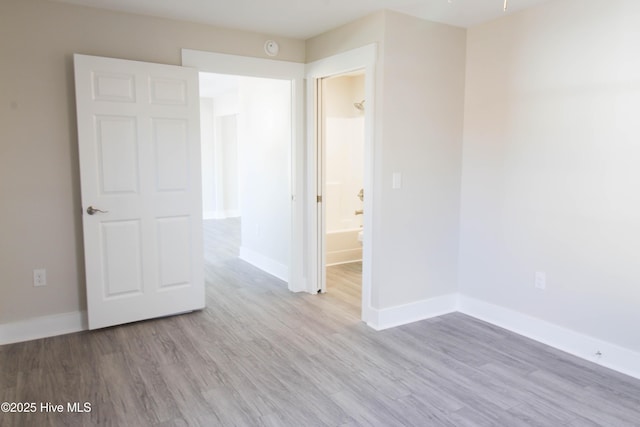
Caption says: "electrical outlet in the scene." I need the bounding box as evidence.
[535,271,546,290]
[33,269,47,287]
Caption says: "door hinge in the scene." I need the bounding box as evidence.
[317,195,322,203]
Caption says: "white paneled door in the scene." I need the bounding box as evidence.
[74,54,204,330]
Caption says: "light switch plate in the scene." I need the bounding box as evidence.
[392,172,402,189]
[535,271,546,290]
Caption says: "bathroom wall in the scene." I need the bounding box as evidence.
[324,75,365,233]
[323,75,365,266]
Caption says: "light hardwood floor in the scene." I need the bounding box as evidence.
[326,261,362,318]
[1,218,640,426]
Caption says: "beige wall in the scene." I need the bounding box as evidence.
[376,11,466,308]
[324,75,365,118]
[0,0,304,323]
[305,11,386,63]
[460,0,640,351]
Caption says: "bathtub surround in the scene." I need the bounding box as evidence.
[323,74,366,266]
[326,229,362,266]
[324,116,364,233]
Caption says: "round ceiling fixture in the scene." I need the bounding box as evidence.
[264,40,279,57]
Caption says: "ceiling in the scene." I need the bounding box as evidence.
[52,0,552,40]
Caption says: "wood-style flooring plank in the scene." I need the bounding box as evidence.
[1,218,640,426]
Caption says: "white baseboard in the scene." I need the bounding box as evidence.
[203,210,241,220]
[239,246,288,282]
[458,295,640,380]
[326,258,363,267]
[367,293,458,331]
[364,292,640,380]
[224,210,241,218]
[3,294,639,381]
[326,249,362,266]
[0,311,87,345]
[288,277,308,294]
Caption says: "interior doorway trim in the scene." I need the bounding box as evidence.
[305,44,377,323]
[181,49,306,293]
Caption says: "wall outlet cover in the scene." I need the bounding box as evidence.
[33,269,47,287]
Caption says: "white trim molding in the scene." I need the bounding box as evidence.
[3,293,639,381]
[364,292,640,380]
[203,210,241,220]
[458,295,640,380]
[305,43,378,326]
[367,293,458,331]
[182,49,304,79]
[0,311,87,346]
[239,246,289,283]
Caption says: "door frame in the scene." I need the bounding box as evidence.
[182,49,305,292]
[305,44,377,323]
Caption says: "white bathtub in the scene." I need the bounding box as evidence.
[326,228,363,266]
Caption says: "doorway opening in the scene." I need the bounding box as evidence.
[320,71,365,317]
[306,43,377,324]
[183,49,305,293]
[199,72,292,282]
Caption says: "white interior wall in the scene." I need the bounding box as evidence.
[237,77,292,280]
[200,87,240,220]
[213,91,240,218]
[460,0,640,353]
[325,117,365,232]
[200,98,216,219]
[219,115,239,215]
[198,73,291,280]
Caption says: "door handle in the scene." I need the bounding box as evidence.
[87,206,109,215]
